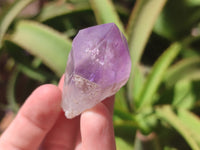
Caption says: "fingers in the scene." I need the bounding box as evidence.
[41,75,80,150]
[0,84,62,150]
[41,113,80,150]
[80,99,116,150]
[58,74,65,91]
[102,95,115,114]
[42,75,116,150]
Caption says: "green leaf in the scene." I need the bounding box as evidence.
[114,108,138,143]
[114,108,136,121]
[8,20,72,76]
[156,106,200,150]
[178,109,200,145]
[131,65,145,102]
[115,137,133,150]
[114,120,137,144]
[6,68,20,113]
[164,57,200,87]
[135,107,158,134]
[89,0,125,34]
[18,63,57,83]
[154,0,200,40]
[159,80,198,109]
[38,1,91,22]
[115,87,130,112]
[5,40,57,82]
[137,43,182,110]
[0,0,35,48]
[163,146,178,150]
[185,0,200,6]
[126,0,167,102]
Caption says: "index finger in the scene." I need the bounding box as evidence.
[0,84,62,150]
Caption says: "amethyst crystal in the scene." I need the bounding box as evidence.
[62,23,131,119]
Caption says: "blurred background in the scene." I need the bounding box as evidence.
[1,0,200,149]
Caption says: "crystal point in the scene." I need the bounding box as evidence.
[62,23,131,119]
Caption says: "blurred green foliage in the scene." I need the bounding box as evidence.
[1,0,200,149]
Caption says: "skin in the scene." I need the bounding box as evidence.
[0,76,116,150]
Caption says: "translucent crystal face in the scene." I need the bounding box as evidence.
[62,23,131,119]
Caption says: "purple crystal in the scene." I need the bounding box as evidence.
[62,23,131,118]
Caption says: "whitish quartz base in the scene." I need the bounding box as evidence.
[62,74,102,119]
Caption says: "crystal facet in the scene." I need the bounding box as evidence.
[62,23,131,119]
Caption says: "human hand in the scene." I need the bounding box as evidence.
[0,76,116,150]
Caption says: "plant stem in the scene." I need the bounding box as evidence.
[134,130,161,150]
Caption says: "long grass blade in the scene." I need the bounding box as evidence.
[0,0,35,48]
[127,0,167,102]
[89,0,125,34]
[137,43,182,109]
[8,20,72,76]
[156,106,200,150]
